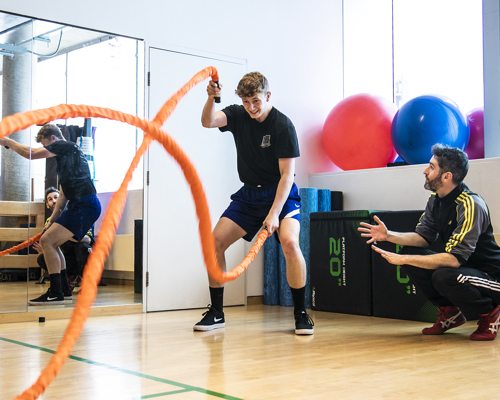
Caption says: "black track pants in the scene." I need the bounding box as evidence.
[400,247,500,316]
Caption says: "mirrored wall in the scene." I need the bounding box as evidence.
[0,11,144,314]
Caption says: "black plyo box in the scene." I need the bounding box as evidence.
[370,210,438,323]
[310,210,378,316]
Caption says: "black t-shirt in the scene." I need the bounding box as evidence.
[45,140,96,201]
[219,105,300,186]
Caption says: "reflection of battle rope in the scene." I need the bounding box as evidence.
[0,233,42,257]
[2,66,268,400]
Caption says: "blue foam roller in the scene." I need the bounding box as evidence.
[278,245,294,306]
[318,189,331,212]
[299,187,319,308]
[263,233,280,305]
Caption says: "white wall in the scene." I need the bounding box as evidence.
[96,190,143,236]
[0,1,344,297]
[96,190,143,278]
[0,0,344,189]
[310,158,500,233]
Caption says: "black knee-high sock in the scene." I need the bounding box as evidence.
[49,273,63,296]
[291,286,306,315]
[60,269,71,294]
[209,287,224,313]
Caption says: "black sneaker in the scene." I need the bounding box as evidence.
[295,311,314,335]
[28,289,64,306]
[193,305,225,331]
[63,292,73,301]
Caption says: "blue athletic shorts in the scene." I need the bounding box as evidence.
[56,194,101,241]
[221,182,301,242]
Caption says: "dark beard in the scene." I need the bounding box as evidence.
[424,173,443,192]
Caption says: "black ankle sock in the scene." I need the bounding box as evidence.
[209,287,224,313]
[49,273,63,296]
[60,269,71,294]
[291,286,306,315]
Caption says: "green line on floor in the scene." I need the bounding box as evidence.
[138,388,191,398]
[0,336,244,400]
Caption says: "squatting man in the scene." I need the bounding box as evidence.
[358,144,500,341]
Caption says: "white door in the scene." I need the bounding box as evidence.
[146,47,247,312]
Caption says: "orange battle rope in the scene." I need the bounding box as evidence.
[1,66,269,400]
[0,233,42,257]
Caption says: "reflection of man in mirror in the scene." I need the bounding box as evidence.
[32,187,61,285]
[34,186,95,295]
[0,124,101,305]
[45,188,59,212]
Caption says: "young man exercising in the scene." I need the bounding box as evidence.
[196,72,313,335]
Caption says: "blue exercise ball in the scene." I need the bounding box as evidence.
[391,95,469,165]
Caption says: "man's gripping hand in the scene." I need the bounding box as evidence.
[263,213,280,236]
[207,80,222,100]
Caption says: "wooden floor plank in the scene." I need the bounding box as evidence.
[1,304,498,400]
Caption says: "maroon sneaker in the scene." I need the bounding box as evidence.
[469,306,500,341]
[422,306,466,335]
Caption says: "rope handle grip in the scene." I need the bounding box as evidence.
[214,80,221,103]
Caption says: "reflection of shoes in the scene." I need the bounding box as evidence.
[470,306,500,341]
[422,306,466,335]
[295,333,315,343]
[29,289,64,306]
[295,311,314,335]
[193,305,225,331]
[195,329,225,341]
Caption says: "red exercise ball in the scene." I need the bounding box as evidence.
[322,94,398,171]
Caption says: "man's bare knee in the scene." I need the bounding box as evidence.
[281,236,300,257]
[39,234,55,250]
[213,235,227,254]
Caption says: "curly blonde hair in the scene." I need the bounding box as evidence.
[235,72,269,98]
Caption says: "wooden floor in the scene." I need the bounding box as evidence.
[1,305,499,399]
[0,280,142,314]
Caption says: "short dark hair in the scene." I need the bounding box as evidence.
[431,143,469,184]
[45,186,59,202]
[235,72,269,98]
[35,124,64,143]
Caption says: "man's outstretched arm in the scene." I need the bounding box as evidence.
[372,245,461,269]
[0,137,54,159]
